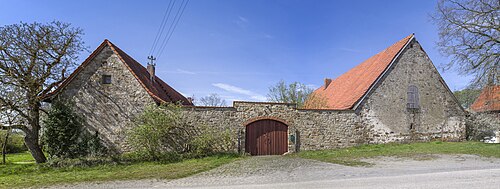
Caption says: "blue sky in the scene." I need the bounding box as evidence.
[0,0,472,103]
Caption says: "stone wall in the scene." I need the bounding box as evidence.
[182,102,362,153]
[51,39,468,155]
[466,112,500,141]
[55,46,155,153]
[358,39,466,143]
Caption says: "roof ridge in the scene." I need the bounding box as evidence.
[106,41,192,105]
[305,34,414,110]
[44,39,192,105]
[105,40,168,103]
[155,77,174,102]
[41,40,110,100]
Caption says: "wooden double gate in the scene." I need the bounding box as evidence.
[245,119,288,155]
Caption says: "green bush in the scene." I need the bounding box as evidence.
[127,103,192,160]
[466,113,499,141]
[188,126,233,158]
[0,131,27,153]
[128,103,235,161]
[81,131,107,157]
[43,101,106,159]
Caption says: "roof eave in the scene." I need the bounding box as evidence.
[352,34,415,110]
[39,40,110,102]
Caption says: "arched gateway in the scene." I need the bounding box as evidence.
[245,119,288,155]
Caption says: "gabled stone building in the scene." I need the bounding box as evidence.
[46,34,466,155]
[304,34,466,143]
[43,40,192,152]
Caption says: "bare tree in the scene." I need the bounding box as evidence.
[303,93,328,109]
[198,93,227,107]
[267,80,314,108]
[0,21,86,163]
[432,0,499,87]
[0,107,20,164]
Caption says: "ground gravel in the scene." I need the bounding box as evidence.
[48,154,500,189]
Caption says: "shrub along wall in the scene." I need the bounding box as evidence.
[182,101,466,155]
[182,102,363,153]
[466,112,500,141]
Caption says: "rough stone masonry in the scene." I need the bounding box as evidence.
[182,36,466,153]
[46,35,466,154]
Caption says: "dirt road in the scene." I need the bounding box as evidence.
[52,154,500,189]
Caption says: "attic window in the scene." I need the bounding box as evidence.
[102,75,112,84]
[407,85,420,110]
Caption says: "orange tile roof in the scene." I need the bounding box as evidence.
[43,40,192,105]
[470,85,500,112]
[305,34,414,110]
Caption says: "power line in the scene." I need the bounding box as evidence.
[155,0,189,60]
[149,0,176,56]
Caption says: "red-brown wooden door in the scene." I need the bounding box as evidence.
[245,119,288,155]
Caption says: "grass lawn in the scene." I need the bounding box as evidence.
[0,152,242,189]
[292,141,500,166]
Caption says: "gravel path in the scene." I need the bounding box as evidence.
[50,154,500,189]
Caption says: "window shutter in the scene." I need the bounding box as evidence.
[414,87,419,108]
[407,85,419,109]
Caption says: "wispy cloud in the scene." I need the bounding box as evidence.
[158,69,196,75]
[213,83,253,96]
[238,16,248,23]
[250,95,267,101]
[263,33,274,39]
[212,83,266,101]
[337,47,364,53]
[175,69,196,75]
[306,84,318,89]
[236,16,249,28]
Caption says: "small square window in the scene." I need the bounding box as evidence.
[102,75,112,84]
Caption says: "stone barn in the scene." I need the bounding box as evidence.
[471,85,500,113]
[469,85,500,142]
[43,40,193,152]
[304,34,466,144]
[44,34,466,155]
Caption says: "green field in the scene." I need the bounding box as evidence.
[0,152,241,189]
[293,141,500,166]
[2,142,499,188]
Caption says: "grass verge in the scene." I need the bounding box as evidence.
[292,141,500,166]
[0,152,242,189]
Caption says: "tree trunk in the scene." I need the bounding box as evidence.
[24,135,46,163]
[24,97,47,163]
[2,129,9,164]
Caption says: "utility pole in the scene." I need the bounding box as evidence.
[147,56,157,83]
[147,55,157,66]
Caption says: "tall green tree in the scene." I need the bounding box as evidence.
[0,21,86,163]
[453,88,481,109]
[267,80,314,108]
[432,0,499,87]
